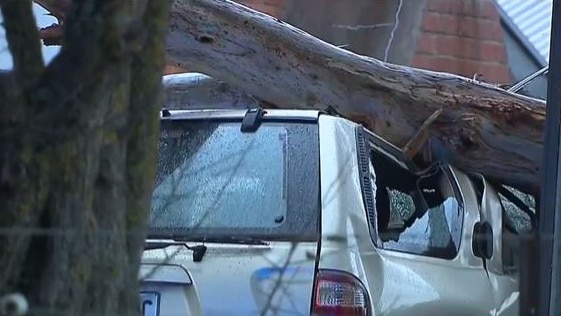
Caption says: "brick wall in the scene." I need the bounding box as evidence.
[235,0,285,16]
[412,0,512,83]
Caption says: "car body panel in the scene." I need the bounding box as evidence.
[315,115,519,316]
[141,241,318,316]
[142,109,322,315]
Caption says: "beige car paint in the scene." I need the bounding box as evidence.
[316,114,519,316]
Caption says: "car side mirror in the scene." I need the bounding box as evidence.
[472,221,493,259]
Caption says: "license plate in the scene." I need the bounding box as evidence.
[140,291,160,316]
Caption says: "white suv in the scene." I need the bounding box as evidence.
[140,108,533,316]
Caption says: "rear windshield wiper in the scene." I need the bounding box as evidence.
[149,235,269,246]
[197,236,269,245]
[144,240,207,262]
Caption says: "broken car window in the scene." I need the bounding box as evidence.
[498,186,534,235]
[369,149,463,259]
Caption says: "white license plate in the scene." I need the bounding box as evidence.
[140,291,160,316]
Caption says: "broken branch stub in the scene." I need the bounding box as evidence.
[165,0,545,195]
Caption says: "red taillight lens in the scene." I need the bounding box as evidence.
[312,269,370,316]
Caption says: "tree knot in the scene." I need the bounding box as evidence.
[197,35,214,44]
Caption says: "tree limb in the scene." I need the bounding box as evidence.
[31,0,546,194]
[402,108,442,159]
[163,72,261,109]
[29,1,138,142]
[165,0,545,195]
[34,0,72,45]
[0,0,44,85]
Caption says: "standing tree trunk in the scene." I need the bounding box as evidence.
[0,1,170,315]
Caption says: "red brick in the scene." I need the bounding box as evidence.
[459,58,486,78]
[417,0,509,81]
[457,0,477,16]
[426,0,451,13]
[443,59,512,83]
[458,16,479,38]
[430,56,462,74]
[430,0,458,15]
[238,0,284,16]
[479,1,500,20]
[434,35,461,56]
[479,63,512,83]
[262,0,285,6]
[412,54,466,75]
[423,11,441,32]
[477,20,504,41]
[439,14,459,34]
[417,33,437,54]
[441,0,484,16]
[490,22,505,40]
[164,64,188,75]
[412,54,435,69]
[480,41,507,63]
[458,38,480,60]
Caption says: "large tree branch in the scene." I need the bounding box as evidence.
[29,1,141,143]
[34,0,71,45]
[31,0,546,194]
[163,72,261,109]
[0,0,44,85]
[165,0,545,195]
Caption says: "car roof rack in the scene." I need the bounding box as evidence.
[241,108,266,133]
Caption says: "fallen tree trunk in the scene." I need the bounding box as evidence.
[163,72,260,109]
[165,0,546,196]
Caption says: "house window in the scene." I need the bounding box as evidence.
[369,148,463,259]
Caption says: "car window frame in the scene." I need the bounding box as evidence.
[356,127,465,259]
[379,166,464,259]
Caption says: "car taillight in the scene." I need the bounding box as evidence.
[312,269,370,316]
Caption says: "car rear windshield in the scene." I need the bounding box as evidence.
[148,118,320,241]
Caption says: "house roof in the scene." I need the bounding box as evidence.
[495,0,551,66]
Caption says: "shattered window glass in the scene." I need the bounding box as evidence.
[369,149,463,259]
[388,189,415,223]
[499,188,534,234]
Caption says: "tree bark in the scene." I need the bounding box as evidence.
[0,1,170,315]
[163,72,260,109]
[165,0,545,195]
